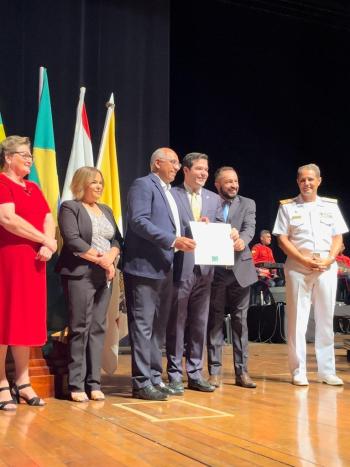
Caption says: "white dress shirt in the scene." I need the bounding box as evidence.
[155,174,181,239]
[273,195,348,252]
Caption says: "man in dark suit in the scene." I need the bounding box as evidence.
[207,166,258,388]
[123,147,195,401]
[166,153,224,394]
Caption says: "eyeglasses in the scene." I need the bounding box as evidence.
[11,151,34,161]
[159,158,182,169]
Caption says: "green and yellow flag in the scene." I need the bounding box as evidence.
[0,112,6,142]
[29,67,60,223]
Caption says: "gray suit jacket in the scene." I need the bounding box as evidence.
[56,200,122,277]
[226,195,258,288]
[172,185,223,282]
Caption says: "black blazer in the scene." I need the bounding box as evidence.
[56,200,123,277]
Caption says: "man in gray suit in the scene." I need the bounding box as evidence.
[166,153,224,394]
[123,148,195,401]
[207,166,258,388]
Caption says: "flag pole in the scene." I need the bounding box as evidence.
[38,66,44,103]
[97,93,115,168]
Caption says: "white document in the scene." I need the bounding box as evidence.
[190,221,235,266]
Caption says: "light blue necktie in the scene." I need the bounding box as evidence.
[223,201,230,222]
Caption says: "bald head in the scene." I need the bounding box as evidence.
[150,148,177,170]
[150,147,180,184]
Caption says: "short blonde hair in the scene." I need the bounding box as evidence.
[297,163,321,179]
[70,166,104,200]
[0,135,31,168]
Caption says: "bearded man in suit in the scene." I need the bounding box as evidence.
[207,166,258,389]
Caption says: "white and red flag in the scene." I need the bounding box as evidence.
[61,87,94,201]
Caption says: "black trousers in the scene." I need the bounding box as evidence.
[207,268,250,376]
[62,265,112,392]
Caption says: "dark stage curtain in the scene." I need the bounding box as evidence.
[0,0,170,341]
[170,0,350,256]
[0,0,170,210]
[2,0,350,254]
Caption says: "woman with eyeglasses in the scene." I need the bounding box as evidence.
[0,135,57,411]
[56,167,122,402]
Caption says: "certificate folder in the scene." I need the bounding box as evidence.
[190,221,234,266]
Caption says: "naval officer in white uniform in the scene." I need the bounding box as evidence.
[273,163,348,386]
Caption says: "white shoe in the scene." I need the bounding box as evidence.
[319,375,344,386]
[292,375,309,386]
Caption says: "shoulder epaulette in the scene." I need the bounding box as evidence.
[279,198,295,205]
[321,196,337,203]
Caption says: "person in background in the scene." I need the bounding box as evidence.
[56,166,122,402]
[336,243,350,271]
[251,229,284,305]
[0,135,57,411]
[123,148,195,401]
[207,166,258,389]
[273,163,348,386]
[251,229,283,286]
[336,243,350,303]
[166,152,223,394]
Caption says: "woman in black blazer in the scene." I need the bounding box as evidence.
[56,167,122,402]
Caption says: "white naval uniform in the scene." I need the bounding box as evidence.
[273,195,348,378]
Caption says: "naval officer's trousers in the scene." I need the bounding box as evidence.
[284,254,338,378]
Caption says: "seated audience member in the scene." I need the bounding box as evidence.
[336,243,350,303]
[336,243,350,273]
[251,229,283,287]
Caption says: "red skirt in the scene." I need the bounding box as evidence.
[0,243,47,345]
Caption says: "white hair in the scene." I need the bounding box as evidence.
[150,148,167,171]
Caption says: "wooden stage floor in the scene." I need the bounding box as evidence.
[1,340,350,466]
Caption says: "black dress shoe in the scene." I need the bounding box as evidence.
[168,381,184,395]
[188,378,215,392]
[153,382,176,395]
[235,373,256,388]
[132,385,168,401]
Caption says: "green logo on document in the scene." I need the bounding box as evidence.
[212,256,219,263]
